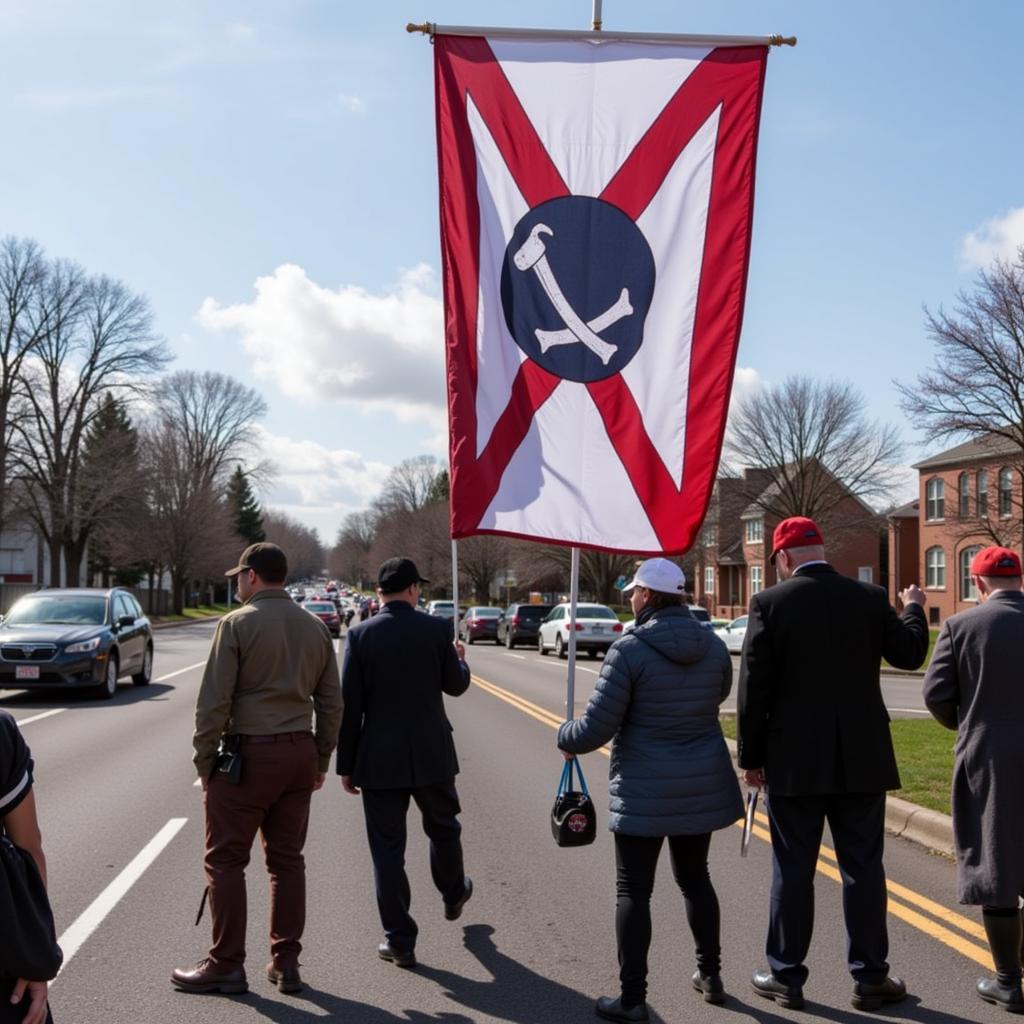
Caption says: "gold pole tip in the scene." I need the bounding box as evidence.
[406,22,434,36]
[769,35,798,47]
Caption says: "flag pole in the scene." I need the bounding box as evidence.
[566,546,580,719]
[406,23,796,47]
[451,539,460,644]
[591,0,602,31]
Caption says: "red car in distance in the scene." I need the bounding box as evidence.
[304,600,341,638]
[458,606,504,644]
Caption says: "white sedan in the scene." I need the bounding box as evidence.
[537,603,624,659]
[715,615,748,653]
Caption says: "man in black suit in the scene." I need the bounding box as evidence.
[338,557,473,968]
[737,517,928,1012]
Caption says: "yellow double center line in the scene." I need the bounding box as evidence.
[470,672,993,971]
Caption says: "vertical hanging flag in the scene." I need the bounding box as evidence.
[434,29,770,553]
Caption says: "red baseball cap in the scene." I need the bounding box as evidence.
[769,516,825,565]
[969,546,1022,577]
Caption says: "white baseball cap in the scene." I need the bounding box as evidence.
[622,557,686,595]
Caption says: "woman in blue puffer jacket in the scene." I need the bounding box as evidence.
[557,558,742,1024]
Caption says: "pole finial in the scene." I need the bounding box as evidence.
[406,22,435,36]
[769,35,798,47]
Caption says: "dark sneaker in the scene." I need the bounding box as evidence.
[594,995,650,1022]
[852,975,907,1011]
[692,969,726,1004]
[377,942,416,968]
[752,968,804,1010]
[977,977,1024,1013]
[445,876,474,921]
[266,962,303,994]
[171,958,248,995]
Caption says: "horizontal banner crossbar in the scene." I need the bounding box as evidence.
[407,23,796,47]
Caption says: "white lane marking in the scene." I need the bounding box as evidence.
[15,708,67,727]
[502,653,526,660]
[888,707,932,716]
[55,817,188,978]
[333,639,341,653]
[154,660,207,683]
[193,778,202,787]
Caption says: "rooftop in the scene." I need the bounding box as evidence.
[913,434,1018,470]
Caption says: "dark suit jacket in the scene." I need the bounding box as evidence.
[337,600,470,789]
[737,563,928,796]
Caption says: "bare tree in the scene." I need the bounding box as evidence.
[14,269,170,584]
[262,510,325,580]
[374,455,442,515]
[897,248,1024,543]
[458,533,511,603]
[329,510,379,587]
[725,376,903,531]
[0,237,51,534]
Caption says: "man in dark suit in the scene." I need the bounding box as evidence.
[337,557,473,968]
[737,516,928,1012]
[923,546,1024,1013]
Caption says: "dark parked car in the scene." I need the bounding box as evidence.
[497,603,553,649]
[0,588,153,700]
[458,606,503,644]
[305,600,341,638]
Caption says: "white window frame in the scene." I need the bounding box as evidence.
[999,468,1013,517]
[977,471,989,517]
[744,518,764,543]
[958,473,970,517]
[961,546,982,602]
[925,546,946,589]
[749,565,763,595]
[925,478,945,521]
[704,566,714,598]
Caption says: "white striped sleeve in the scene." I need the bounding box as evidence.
[0,768,30,813]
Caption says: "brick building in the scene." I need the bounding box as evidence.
[909,435,1021,625]
[886,499,920,608]
[695,466,883,620]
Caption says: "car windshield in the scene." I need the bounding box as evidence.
[515,606,551,619]
[6,595,107,626]
[472,608,502,618]
[306,602,335,612]
[577,605,617,620]
[433,603,454,612]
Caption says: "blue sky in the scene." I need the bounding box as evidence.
[2,1,1022,539]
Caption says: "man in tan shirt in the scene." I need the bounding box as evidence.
[172,542,342,997]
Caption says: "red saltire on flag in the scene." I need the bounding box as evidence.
[434,32,768,553]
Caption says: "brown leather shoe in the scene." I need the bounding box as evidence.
[266,962,303,994]
[171,958,248,994]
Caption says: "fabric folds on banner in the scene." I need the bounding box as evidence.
[434,32,768,553]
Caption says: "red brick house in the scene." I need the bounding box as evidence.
[909,435,1022,625]
[695,466,883,620]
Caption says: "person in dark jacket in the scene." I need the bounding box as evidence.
[737,516,928,1013]
[1,711,55,1024]
[337,557,473,968]
[558,558,741,1024]
[923,545,1024,1012]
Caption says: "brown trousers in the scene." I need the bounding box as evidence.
[204,732,318,969]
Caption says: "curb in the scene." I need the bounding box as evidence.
[723,737,954,858]
[151,615,224,631]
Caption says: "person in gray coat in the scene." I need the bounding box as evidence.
[557,558,742,1024]
[923,545,1024,1013]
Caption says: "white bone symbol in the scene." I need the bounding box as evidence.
[512,223,630,365]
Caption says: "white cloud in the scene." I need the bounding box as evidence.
[961,206,1024,268]
[730,365,763,408]
[338,93,367,114]
[254,425,391,540]
[197,263,447,444]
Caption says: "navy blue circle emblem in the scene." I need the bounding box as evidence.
[501,196,655,383]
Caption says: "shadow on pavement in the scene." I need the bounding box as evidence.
[718,992,987,1024]
[0,681,175,710]
[415,923,669,1024]
[234,989,474,1023]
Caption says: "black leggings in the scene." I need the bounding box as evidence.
[614,832,720,1006]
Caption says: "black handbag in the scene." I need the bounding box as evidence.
[0,834,63,981]
[551,757,597,847]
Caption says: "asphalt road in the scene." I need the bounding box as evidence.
[0,622,995,1024]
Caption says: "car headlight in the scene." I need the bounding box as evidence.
[66,636,102,654]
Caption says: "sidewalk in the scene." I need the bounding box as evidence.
[150,613,224,631]
[723,737,954,858]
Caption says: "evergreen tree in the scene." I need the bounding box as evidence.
[227,464,265,544]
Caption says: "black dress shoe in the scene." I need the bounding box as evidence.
[377,942,416,968]
[171,958,248,994]
[266,962,303,994]
[752,968,804,1010]
[445,876,474,921]
[594,995,650,1022]
[977,977,1024,1013]
[692,969,726,1004]
[852,975,907,1011]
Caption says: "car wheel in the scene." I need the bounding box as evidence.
[589,649,600,659]
[555,635,567,659]
[96,652,119,700]
[505,633,514,649]
[132,645,153,686]
[467,635,474,645]
[538,633,547,656]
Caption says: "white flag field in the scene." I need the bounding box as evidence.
[434,31,769,554]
